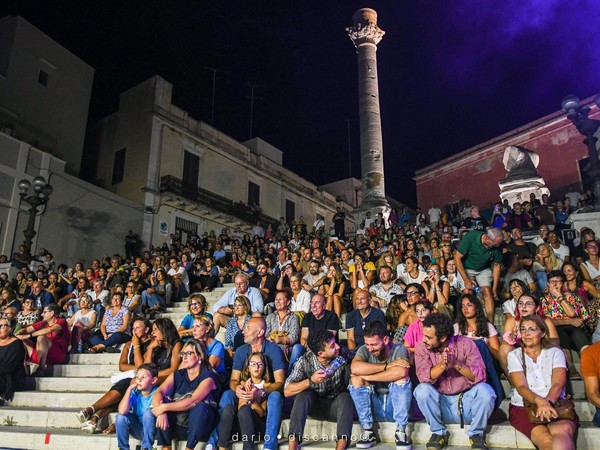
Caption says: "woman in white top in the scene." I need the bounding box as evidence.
[580,240,600,284]
[289,273,310,314]
[67,294,97,353]
[507,314,577,450]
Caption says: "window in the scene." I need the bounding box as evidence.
[112,148,126,185]
[182,151,200,199]
[38,70,48,86]
[286,199,295,225]
[248,181,260,206]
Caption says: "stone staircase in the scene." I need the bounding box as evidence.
[0,285,598,449]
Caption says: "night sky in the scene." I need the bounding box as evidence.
[4,1,600,206]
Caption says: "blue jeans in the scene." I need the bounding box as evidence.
[115,410,156,450]
[413,382,495,437]
[156,402,216,448]
[208,389,283,450]
[89,331,131,348]
[141,290,163,309]
[594,407,600,427]
[348,380,412,430]
[288,344,305,372]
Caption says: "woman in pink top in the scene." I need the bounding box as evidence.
[403,300,433,352]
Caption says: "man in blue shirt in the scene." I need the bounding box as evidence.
[345,290,385,352]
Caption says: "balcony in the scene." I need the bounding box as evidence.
[160,175,277,226]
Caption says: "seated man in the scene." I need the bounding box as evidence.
[414,313,495,450]
[369,265,404,310]
[582,341,600,426]
[345,290,385,352]
[300,294,340,347]
[284,329,354,450]
[349,320,412,450]
[167,256,190,299]
[207,317,285,450]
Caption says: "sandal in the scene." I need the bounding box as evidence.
[81,416,100,434]
[75,406,94,424]
[102,423,116,435]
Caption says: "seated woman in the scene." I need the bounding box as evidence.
[385,294,405,344]
[77,318,153,434]
[455,293,504,407]
[87,292,131,353]
[563,261,600,332]
[225,296,252,359]
[192,316,225,375]
[178,293,211,341]
[15,298,40,334]
[579,239,600,285]
[122,282,142,316]
[142,268,173,314]
[403,300,433,352]
[499,293,559,376]
[67,294,97,353]
[144,318,184,385]
[507,315,578,450]
[533,244,562,292]
[422,263,452,317]
[541,270,591,378]
[217,352,271,450]
[15,303,69,376]
[0,287,21,312]
[396,283,427,344]
[320,263,346,318]
[0,317,26,405]
[265,289,303,370]
[501,279,532,319]
[152,339,221,450]
[198,257,220,292]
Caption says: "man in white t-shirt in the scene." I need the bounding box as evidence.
[548,230,570,262]
[167,257,190,299]
[428,203,442,226]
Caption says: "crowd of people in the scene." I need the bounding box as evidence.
[0,190,600,450]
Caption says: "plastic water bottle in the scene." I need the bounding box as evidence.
[323,356,345,378]
[474,285,482,298]
[77,339,83,354]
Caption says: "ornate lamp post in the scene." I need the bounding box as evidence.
[17,176,53,255]
[561,94,600,210]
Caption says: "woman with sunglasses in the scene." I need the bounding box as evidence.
[178,293,210,340]
[0,316,26,405]
[152,339,221,450]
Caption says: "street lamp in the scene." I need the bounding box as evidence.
[17,176,53,255]
[561,94,600,210]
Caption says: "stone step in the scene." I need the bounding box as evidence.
[1,421,598,449]
[12,391,106,408]
[45,364,117,377]
[24,375,112,392]
[66,353,121,365]
[4,396,597,429]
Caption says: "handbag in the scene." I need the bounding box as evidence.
[521,347,575,424]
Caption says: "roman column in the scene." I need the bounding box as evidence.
[347,8,389,217]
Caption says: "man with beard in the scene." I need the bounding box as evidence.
[414,314,495,450]
[285,329,353,450]
[349,320,413,450]
[301,260,326,295]
[249,260,278,306]
[369,265,403,310]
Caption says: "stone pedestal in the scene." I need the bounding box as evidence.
[498,177,550,206]
[568,210,600,235]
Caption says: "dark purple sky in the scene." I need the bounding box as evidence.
[5,1,600,206]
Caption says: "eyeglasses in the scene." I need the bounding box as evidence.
[248,361,264,368]
[189,302,201,308]
[0,324,10,328]
[517,302,535,308]
[428,269,439,273]
[179,351,196,358]
[548,279,563,285]
[42,310,51,314]
[405,291,420,297]
[519,327,540,334]
[127,285,135,288]
[587,244,599,249]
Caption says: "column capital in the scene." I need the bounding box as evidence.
[346,8,385,47]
